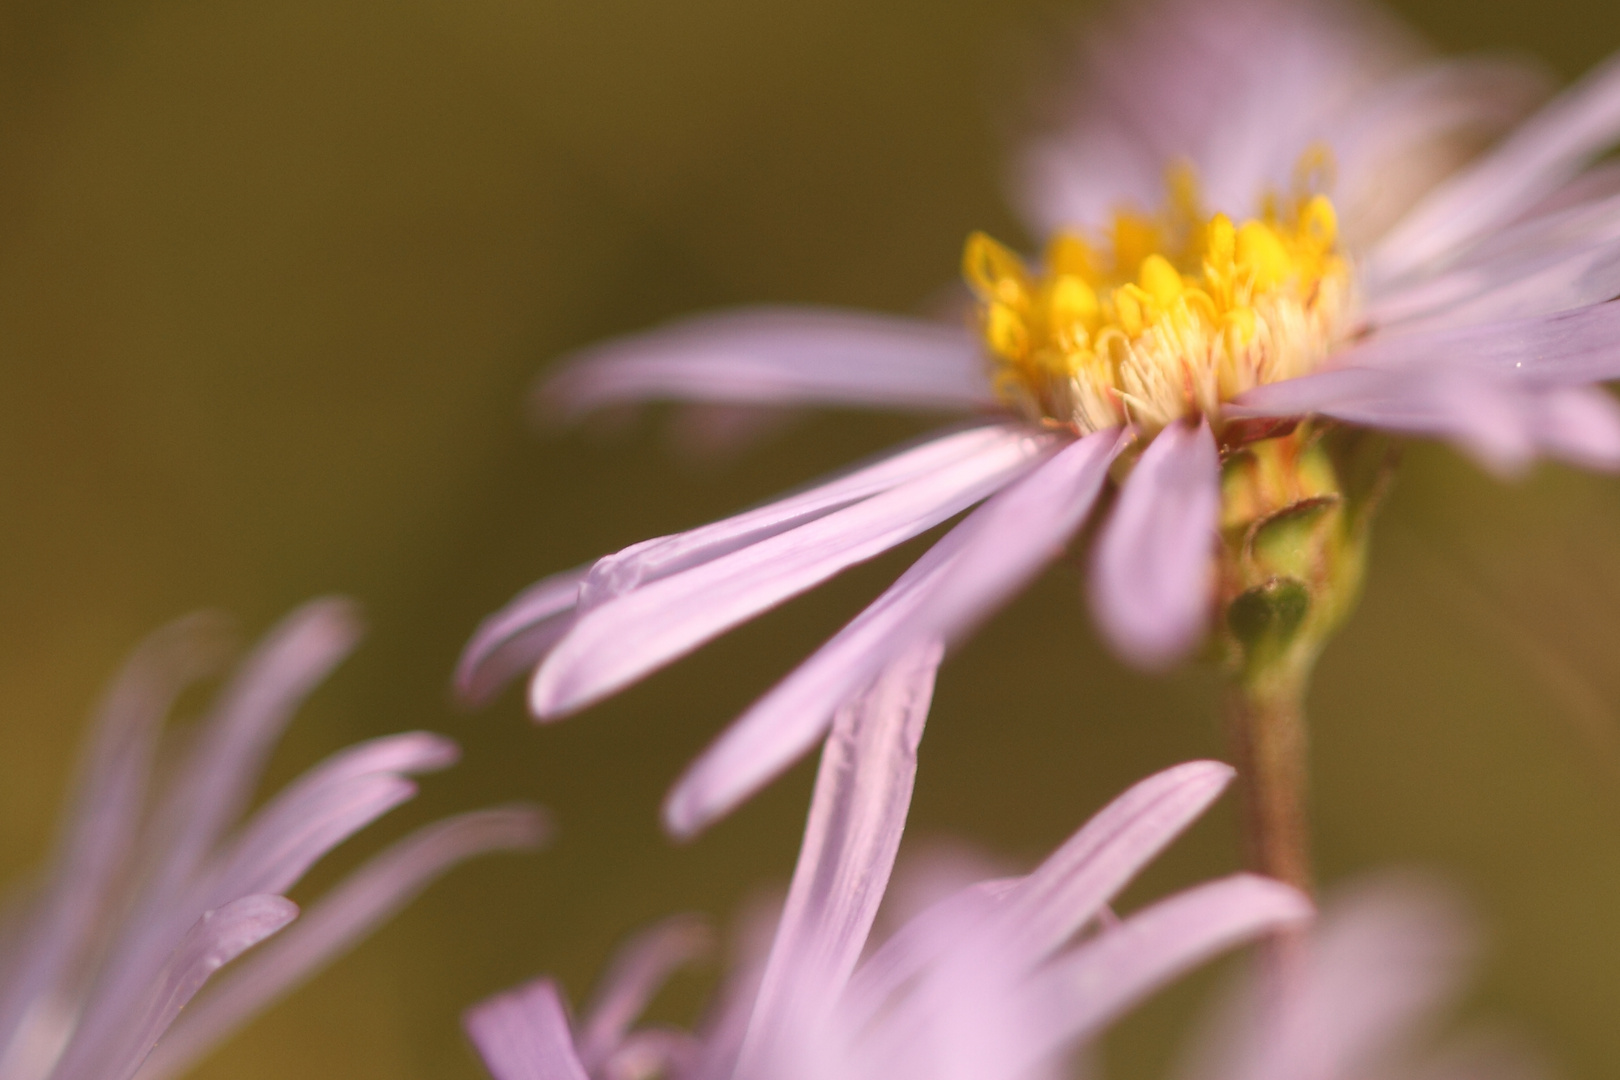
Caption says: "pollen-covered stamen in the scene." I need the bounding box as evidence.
[964,170,1354,436]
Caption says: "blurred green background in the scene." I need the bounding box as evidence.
[3,0,1620,1076]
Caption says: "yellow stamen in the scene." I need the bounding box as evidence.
[964,159,1355,435]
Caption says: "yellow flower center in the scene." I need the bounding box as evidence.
[964,166,1354,436]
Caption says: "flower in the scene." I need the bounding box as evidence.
[463,650,1312,1080]
[0,599,548,1080]
[460,0,1620,838]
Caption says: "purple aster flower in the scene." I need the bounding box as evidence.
[0,599,548,1080]
[459,0,1620,865]
[463,650,1312,1080]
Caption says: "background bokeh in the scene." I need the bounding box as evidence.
[3,0,1620,1076]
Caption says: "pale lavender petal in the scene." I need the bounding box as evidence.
[662,429,1121,838]
[1327,300,1620,385]
[1372,51,1620,282]
[202,733,458,904]
[577,915,711,1071]
[55,895,298,1080]
[1176,877,1473,1080]
[0,615,231,1060]
[732,644,943,1079]
[1235,366,1620,475]
[465,979,591,1080]
[844,761,1233,1021]
[575,425,1022,611]
[600,1029,702,1080]
[539,307,994,418]
[1007,875,1312,1076]
[457,567,589,708]
[140,599,363,910]
[1089,421,1220,670]
[531,429,1050,717]
[137,808,550,1080]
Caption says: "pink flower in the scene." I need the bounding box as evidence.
[464,651,1312,1080]
[0,600,548,1080]
[460,0,1620,837]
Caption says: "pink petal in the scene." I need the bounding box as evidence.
[139,808,550,1080]
[456,567,589,708]
[464,979,591,1080]
[1089,421,1220,670]
[539,306,994,419]
[576,915,711,1071]
[58,895,298,1080]
[1372,51,1620,283]
[0,614,232,1059]
[530,429,1050,717]
[1235,365,1620,475]
[662,429,1122,838]
[845,761,1235,1021]
[1176,876,1474,1080]
[574,425,1029,610]
[733,644,943,1078]
[1011,874,1312,1074]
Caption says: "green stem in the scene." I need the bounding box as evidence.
[1224,669,1313,896]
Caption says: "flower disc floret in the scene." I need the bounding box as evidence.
[965,173,1355,435]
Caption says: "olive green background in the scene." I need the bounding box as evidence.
[2,0,1620,1076]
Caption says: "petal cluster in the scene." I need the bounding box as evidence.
[0,601,547,1080]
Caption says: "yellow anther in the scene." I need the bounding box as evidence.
[1206,214,1236,269]
[1138,254,1184,306]
[963,232,1031,308]
[1111,214,1161,275]
[1300,195,1337,249]
[984,302,1029,359]
[1044,233,1096,278]
[1047,275,1100,338]
[1236,221,1292,290]
[1113,286,1147,337]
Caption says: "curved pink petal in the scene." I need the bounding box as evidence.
[1176,877,1475,1080]
[576,915,711,1070]
[465,979,591,1080]
[539,307,994,419]
[733,644,942,1079]
[530,429,1051,718]
[1007,874,1312,1074]
[1372,50,1620,282]
[139,808,550,1080]
[1089,421,1220,670]
[845,761,1234,1022]
[456,567,589,708]
[57,895,298,1080]
[662,429,1122,838]
[1235,365,1620,475]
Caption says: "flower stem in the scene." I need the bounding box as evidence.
[1224,668,1312,895]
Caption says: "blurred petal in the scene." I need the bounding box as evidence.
[845,761,1235,1020]
[456,567,589,708]
[663,429,1120,838]
[1089,421,1220,670]
[531,430,1050,717]
[539,307,994,418]
[1373,50,1620,282]
[577,915,711,1071]
[1176,876,1474,1080]
[734,644,942,1077]
[1235,366,1620,475]
[465,979,591,1080]
[139,808,550,1080]
[1011,875,1312,1074]
[58,896,297,1080]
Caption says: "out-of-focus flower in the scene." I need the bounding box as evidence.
[463,648,1311,1080]
[0,599,548,1080]
[459,0,1620,841]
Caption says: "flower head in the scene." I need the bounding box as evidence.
[461,0,1620,836]
[0,600,547,1080]
[464,652,1311,1080]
